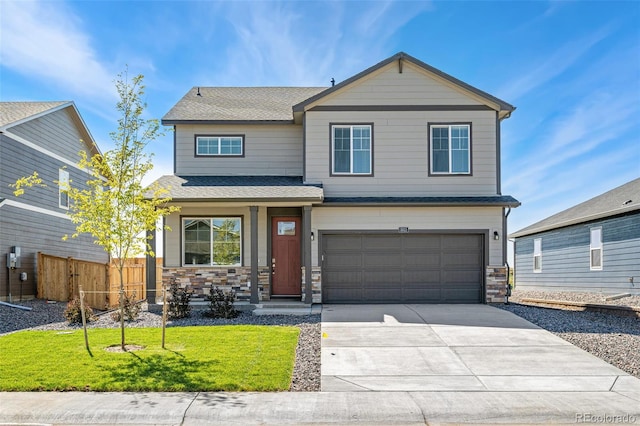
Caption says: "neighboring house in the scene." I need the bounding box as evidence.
[151,52,519,305]
[511,178,640,294]
[0,102,109,301]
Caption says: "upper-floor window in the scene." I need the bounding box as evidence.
[183,217,242,266]
[533,238,542,273]
[58,169,69,209]
[195,135,244,157]
[331,124,373,175]
[590,227,603,270]
[429,123,471,175]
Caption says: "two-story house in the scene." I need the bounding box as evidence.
[0,102,110,301]
[151,52,519,305]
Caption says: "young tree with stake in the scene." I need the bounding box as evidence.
[64,71,179,350]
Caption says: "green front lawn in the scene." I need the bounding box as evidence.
[0,326,299,391]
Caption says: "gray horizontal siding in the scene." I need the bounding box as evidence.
[0,205,109,299]
[7,108,88,161]
[1,134,93,211]
[514,212,640,293]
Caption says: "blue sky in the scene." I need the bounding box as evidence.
[1,0,639,259]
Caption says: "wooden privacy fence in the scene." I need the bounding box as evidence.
[37,253,160,309]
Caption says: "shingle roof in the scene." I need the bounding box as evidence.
[0,101,69,128]
[162,87,326,124]
[323,195,521,207]
[510,178,640,238]
[149,175,324,201]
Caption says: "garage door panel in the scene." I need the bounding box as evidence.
[363,253,402,268]
[363,270,402,286]
[442,235,483,249]
[363,288,401,302]
[324,235,362,250]
[403,270,441,284]
[442,252,483,268]
[403,252,441,267]
[325,253,362,268]
[402,234,441,249]
[362,235,402,250]
[322,233,483,304]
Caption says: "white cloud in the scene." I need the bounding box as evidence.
[195,1,430,86]
[0,0,116,104]
[497,25,612,101]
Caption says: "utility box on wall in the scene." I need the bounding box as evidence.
[6,246,21,269]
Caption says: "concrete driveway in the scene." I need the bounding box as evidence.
[321,304,640,394]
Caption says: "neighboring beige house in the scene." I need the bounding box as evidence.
[150,52,519,305]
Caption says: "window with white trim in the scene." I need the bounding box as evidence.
[430,124,471,174]
[533,238,542,272]
[183,217,242,266]
[195,136,243,156]
[58,169,69,209]
[331,124,372,175]
[590,227,603,270]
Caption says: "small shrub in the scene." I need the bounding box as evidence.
[110,291,141,322]
[168,281,192,319]
[204,286,239,319]
[63,297,97,324]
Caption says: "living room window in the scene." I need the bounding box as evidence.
[429,123,471,175]
[331,124,373,175]
[195,135,243,156]
[533,238,542,273]
[590,227,603,270]
[183,217,242,266]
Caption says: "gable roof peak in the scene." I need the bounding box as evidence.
[293,51,515,118]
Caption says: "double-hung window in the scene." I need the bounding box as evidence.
[195,135,243,156]
[533,238,542,273]
[58,169,69,209]
[331,124,372,175]
[430,123,471,175]
[590,227,603,270]
[183,217,242,266]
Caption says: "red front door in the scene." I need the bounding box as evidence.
[271,216,301,296]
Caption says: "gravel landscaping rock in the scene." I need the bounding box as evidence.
[498,289,640,378]
[509,289,640,307]
[0,299,321,391]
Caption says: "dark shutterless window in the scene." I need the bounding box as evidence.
[183,217,242,266]
[195,135,243,156]
[429,124,471,175]
[331,124,372,175]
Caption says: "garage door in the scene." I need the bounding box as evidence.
[322,233,484,303]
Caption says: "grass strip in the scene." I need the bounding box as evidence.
[0,325,299,392]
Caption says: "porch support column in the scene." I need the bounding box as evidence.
[302,205,313,304]
[145,228,157,304]
[250,206,259,304]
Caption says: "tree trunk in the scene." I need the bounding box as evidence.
[119,267,125,350]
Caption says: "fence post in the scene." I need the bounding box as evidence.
[67,257,74,301]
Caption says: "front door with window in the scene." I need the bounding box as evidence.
[271,217,301,296]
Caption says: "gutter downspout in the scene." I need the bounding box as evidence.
[504,207,512,304]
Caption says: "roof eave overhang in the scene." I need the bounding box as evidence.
[169,197,323,203]
[319,201,521,208]
[510,205,640,238]
[161,119,295,126]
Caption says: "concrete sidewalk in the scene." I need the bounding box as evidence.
[1,389,639,425]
